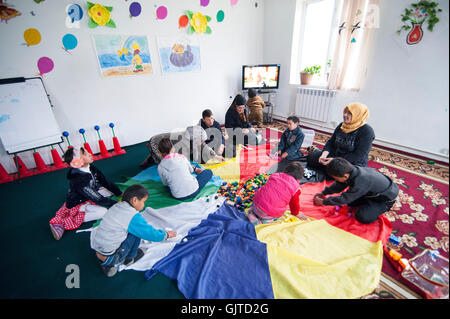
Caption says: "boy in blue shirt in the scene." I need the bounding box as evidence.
[270,116,305,173]
[90,184,177,277]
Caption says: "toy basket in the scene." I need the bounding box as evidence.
[401,249,449,299]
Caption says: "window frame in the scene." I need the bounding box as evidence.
[290,0,339,87]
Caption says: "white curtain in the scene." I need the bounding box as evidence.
[328,0,379,90]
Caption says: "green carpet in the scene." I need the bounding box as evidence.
[0,143,184,298]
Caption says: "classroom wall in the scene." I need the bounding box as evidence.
[263,0,449,162]
[0,0,265,173]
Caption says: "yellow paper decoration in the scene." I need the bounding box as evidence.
[190,12,208,34]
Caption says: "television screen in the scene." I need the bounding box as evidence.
[242,64,280,90]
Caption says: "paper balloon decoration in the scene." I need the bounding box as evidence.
[24,28,41,46]
[87,2,116,28]
[178,14,189,28]
[200,0,210,7]
[230,0,239,5]
[217,10,225,22]
[129,2,141,18]
[37,57,54,76]
[62,33,78,52]
[156,5,167,20]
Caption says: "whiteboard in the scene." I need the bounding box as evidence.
[0,78,62,154]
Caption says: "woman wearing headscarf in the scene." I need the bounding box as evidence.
[307,102,375,175]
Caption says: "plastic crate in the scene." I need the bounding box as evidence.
[301,129,315,148]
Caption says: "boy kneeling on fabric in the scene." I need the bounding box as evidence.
[313,157,399,224]
[90,184,177,277]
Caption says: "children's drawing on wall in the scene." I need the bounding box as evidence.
[157,37,201,74]
[92,35,152,77]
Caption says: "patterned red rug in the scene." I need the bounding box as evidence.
[370,161,449,296]
[262,123,449,298]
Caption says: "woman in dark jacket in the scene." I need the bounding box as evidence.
[225,94,262,147]
[307,102,375,176]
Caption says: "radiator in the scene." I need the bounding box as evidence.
[295,88,337,122]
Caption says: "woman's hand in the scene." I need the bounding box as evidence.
[318,151,331,165]
[250,128,256,133]
[242,128,249,134]
[281,152,289,159]
[214,155,225,162]
[320,157,333,165]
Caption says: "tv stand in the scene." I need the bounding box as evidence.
[257,89,276,94]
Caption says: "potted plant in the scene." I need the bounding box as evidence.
[300,65,321,85]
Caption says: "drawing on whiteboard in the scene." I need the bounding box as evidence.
[0,114,11,124]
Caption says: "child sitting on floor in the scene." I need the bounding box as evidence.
[313,157,399,224]
[157,138,213,200]
[248,162,308,225]
[246,88,266,128]
[273,115,305,172]
[90,184,177,277]
[49,146,122,240]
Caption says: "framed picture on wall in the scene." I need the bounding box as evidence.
[92,35,153,77]
[157,36,201,74]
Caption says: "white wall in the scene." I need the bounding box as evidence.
[0,0,265,173]
[264,0,449,162]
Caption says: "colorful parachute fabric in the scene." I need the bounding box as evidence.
[145,203,275,299]
[145,202,384,299]
[117,128,390,298]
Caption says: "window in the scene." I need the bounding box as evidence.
[290,0,336,86]
[291,0,380,90]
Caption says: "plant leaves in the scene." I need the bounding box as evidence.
[206,15,211,22]
[186,10,193,19]
[205,26,212,34]
[88,18,98,28]
[106,19,116,28]
[87,1,94,10]
[187,25,194,34]
[105,6,113,12]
